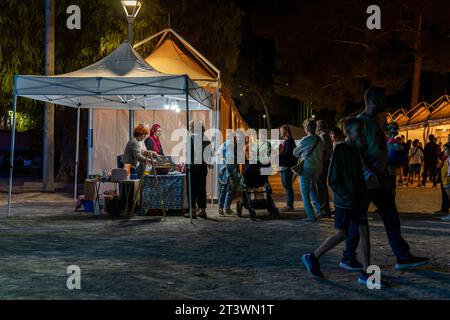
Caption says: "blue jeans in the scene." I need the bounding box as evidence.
[280,168,294,208]
[130,164,143,179]
[218,180,235,209]
[299,168,321,220]
[343,188,410,261]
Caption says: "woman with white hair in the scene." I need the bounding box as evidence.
[293,119,324,222]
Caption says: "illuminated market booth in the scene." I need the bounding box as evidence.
[426,95,450,143]
[399,102,431,143]
[7,41,213,221]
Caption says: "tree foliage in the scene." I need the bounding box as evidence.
[0,0,242,181]
[250,0,450,112]
[0,0,242,111]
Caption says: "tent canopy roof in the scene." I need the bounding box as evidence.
[393,112,409,127]
[145,39,217,85]
[407,106,430,125]
[14,42,212,110]
[135,28,220,88]
[429,95,450,123]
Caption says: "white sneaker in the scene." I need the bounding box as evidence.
[225,208,236,215]
[440,214,450,221]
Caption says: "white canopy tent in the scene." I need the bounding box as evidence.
[7,41,213,221]
[131,28,248,203]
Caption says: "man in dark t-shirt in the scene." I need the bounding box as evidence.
[340,87,429,272]
[421,135,439,187]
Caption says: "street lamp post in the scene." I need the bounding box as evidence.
[121,0,142,138]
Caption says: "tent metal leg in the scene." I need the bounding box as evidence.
[213,89,221,207]
[186,77,193,224]
[74,107,81,201]
[129,110,134,139]
[87,109,94,178]
[210,107,214,207]
[7,95,18,218]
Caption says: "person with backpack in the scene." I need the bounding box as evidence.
[385,122,407,185]
[406,139,424,187]
[293,119,324,222]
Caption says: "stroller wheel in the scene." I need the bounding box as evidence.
[249,208,257,220]
[236,201,243,217]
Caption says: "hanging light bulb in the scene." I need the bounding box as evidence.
[170,100,178,111]
[164,98,170,110]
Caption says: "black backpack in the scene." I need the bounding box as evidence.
[106,196,122,216]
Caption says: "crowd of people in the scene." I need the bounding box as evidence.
[120,87,448,287]
[394,133,447,189]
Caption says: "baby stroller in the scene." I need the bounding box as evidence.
[233,162,280,220]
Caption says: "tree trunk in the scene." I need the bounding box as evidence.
[255,89,272,131]
[410,13,423,109]
[55,108,88,183]
[43,0,55,191]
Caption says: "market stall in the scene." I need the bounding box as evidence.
[427,95,450,143]
[392,109,409,138]
[131,28,248,202]
[7,41,213,222]
[399,102,431,143]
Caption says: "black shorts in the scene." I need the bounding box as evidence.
[409,163,421,174]
[334,207,368,230]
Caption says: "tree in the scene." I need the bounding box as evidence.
[0,1,44,113]
[231,4,302,130]
[250,0,450,112]
[0,0,243,182]
[43,0,55,192]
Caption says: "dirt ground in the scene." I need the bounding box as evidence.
[0,183,449,300]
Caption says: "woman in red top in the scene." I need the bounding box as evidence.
[145,124,165,156]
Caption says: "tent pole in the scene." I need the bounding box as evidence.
[87,109,94,178]
[74,107,81,201]
[213,87,221,207]
[7,94,18,218]
[210,104,214,207]
[186,76,193,224]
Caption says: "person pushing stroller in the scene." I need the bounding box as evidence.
[217,134,240,216]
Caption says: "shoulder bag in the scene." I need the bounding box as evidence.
[291,136,320,176]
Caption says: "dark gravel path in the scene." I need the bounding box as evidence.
[0,187,449,300]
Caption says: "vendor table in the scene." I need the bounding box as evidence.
[84,178,139,216]
[140,174,187,213]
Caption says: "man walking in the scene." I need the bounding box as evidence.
[340,87,429,271]
[435,134,450,214]
[316,120,333,217]
[421,135,439,188]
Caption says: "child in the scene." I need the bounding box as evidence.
[301,118,375,287]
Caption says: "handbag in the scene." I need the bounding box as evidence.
[292,137,320,176]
